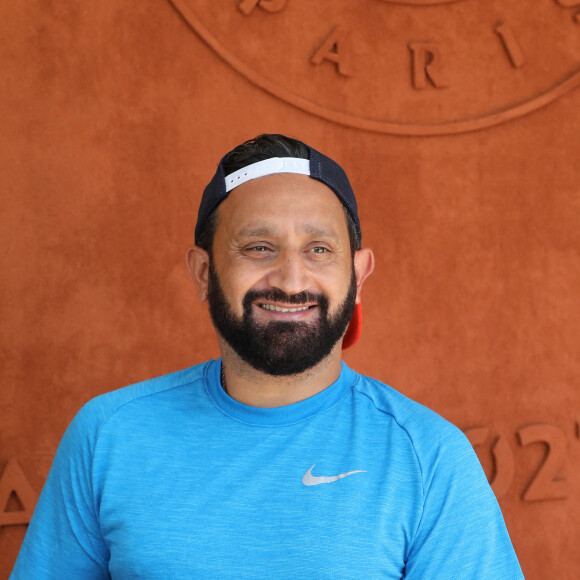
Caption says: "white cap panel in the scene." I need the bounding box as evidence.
[225,157,311,193]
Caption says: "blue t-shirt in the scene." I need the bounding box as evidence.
[11,360,524,579]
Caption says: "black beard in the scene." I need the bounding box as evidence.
[206,262,357,376]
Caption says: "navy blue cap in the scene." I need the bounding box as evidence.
[194,144,361,246]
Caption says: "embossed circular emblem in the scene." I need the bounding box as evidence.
[169,0,580,135]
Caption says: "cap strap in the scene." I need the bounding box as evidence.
[225,158,310,193]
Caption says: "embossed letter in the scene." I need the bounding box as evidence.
[495,24,526,68]
[408,42,448,89]
[0,460,38,527]
[464,427,514,499]
[554,0,580,6]
[238,0,287,16]
[311,27,351,77]
[517,424,568,501]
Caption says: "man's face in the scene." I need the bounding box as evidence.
[205,173,361,376]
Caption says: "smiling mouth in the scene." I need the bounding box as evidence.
[259,304,315,313]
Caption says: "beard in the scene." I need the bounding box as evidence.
[207,262,357,376]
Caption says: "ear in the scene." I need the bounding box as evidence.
[186,246,211,302]
[353,248,375,305]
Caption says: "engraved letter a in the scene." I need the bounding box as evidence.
[0,460,38,527]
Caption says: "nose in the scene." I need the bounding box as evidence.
[266,250,310,296]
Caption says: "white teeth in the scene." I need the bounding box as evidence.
[260,304,311,313]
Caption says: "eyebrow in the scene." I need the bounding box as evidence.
[235,226,276,239]
[235,224,339,240]
[301,224,339,240]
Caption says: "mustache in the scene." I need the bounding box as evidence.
[243,289,328,309]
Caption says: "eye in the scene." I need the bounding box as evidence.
[309,246,330,254]
[243,244,276,257]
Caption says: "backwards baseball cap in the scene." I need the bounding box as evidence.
[195,138,363,349]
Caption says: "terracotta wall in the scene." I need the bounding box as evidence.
[1,1,579,578]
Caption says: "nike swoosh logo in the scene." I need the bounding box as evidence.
[302,464,366,486]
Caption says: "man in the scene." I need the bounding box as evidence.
[12,134,524,578]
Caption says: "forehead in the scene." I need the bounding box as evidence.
[215,173,349,239]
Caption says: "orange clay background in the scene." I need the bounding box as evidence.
[1,2,579,578]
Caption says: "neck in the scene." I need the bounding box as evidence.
[218,339,343,408]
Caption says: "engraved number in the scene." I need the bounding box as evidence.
[517,424,568,501]
[464,422,572,502]
[464,427,514,498]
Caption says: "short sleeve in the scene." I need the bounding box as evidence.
[10,404,110,579]
[403,430,524,579]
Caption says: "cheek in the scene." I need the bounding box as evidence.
[225,261,273,293]
[321,268,355,306]
[218,268,263,314]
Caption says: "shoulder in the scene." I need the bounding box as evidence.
[351,371,464,443]
[350,371,477,484]
[64,360,216,446]
[351,373,526,578]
